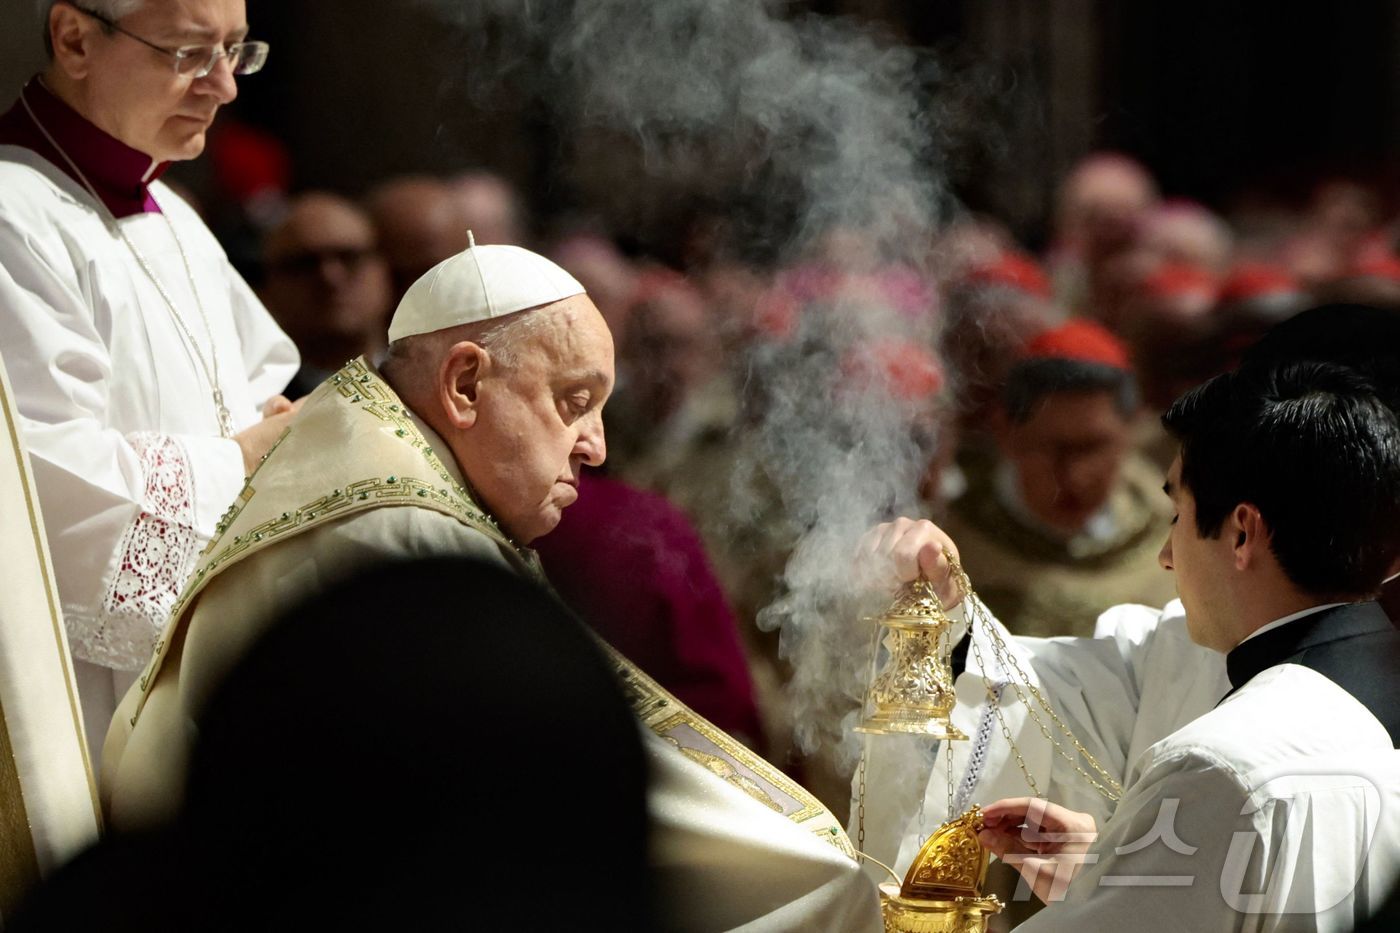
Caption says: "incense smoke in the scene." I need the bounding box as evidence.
[422,0,956,784]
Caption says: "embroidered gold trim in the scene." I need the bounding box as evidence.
[604,640,857,859]
[131,359,535,721]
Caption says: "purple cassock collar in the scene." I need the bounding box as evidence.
[0,77,170,218]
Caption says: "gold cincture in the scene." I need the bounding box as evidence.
[856,579,965,739]
[878,807,1002,933]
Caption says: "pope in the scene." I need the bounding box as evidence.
[102,240,882,932]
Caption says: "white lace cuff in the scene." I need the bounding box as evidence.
[68,433,201,671]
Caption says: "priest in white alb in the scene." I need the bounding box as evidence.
[102,240,882,932]
[0,0,298,764]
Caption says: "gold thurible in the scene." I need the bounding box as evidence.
[855,578,966,740]
[855,558,1120,932]
[878,807,1002,933]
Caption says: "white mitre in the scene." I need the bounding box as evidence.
[388,233,585,342]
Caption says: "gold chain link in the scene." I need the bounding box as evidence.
[951,558,1123,802]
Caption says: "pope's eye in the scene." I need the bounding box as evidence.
[1170,515,1178,525]
[562,393,591,418]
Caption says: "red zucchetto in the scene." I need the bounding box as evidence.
[962,252,1053,300]
[1217,262,1299,304]
[1021,319,1133,372]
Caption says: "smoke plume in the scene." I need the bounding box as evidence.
[421,0,954,772]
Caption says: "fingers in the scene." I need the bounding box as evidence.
[262,395,294,418]
[981,797,1038,826]
[977,827,1040,860]
[980,798,1096,852]
[856,518,962,600]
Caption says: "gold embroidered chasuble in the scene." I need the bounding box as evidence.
[101,360,861,891]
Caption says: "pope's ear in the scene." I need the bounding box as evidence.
[439,341,487,430]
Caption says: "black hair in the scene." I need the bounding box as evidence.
[1163,361,1400,599]
[1002,358,1138,424]
[1241,303,1400,415]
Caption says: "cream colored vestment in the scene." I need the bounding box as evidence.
[103,359,879,932]
[0,351,101,919]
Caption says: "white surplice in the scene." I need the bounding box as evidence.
[0,146,298,764]
[1019,664,1399,932]
[858,600,1398,931]
[859,597,1228,875]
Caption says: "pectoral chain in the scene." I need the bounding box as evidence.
[21,85,233,438]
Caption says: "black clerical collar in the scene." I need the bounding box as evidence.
[1225,601,1393,692]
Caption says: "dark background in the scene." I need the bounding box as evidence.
[4,0,1398,249]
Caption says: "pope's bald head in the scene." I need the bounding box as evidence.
[366,176,472,303]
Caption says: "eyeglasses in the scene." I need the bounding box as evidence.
[73,5,269,79]
[267,247,380,278]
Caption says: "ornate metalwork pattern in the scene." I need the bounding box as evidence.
[857,579,966,738]
[903,807,989,899]
[877,808,1002,933]
[868,630,955,712]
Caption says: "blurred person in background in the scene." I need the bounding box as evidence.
[0,0,298,761]
[365,174,472,304]
[1121,262,1308,472]
[549,228,642,336]
[1047,152,1159,320]
[941,320,1176,637]
[201,116,292,278]
[1116,262,1221,427]
[1137,199,1234,276]
[1313,251,1400,310]
[939,250,1059,458]
[448,169,527,246]
[259,191,392,398]
[606,267,739,485]
[1281,178,1387,287]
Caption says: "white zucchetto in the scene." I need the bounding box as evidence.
[387,233,585,343]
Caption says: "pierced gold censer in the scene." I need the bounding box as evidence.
[855,579,965,739]
[879,808,1002,933]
